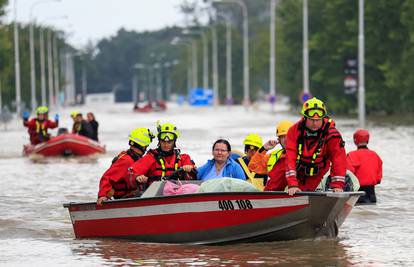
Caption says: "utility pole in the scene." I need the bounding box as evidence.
[13,0,21,115]
[358,0,366,128]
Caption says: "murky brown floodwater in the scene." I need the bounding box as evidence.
[1,103,413,266]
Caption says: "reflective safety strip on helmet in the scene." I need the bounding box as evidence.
[130,136,149,146]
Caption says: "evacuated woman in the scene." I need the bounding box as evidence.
[197,139,246,181]
[87,112,99,141]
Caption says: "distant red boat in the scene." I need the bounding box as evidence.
[134,101,167,113]
[23,134,106,157]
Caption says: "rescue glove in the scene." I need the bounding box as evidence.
[22,111,30,121]
[54,114,60,121]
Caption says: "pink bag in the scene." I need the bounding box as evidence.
[163,180,200,196]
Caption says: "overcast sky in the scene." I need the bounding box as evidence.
[5,0,187,48]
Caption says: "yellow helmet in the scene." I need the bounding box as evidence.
[276,120,293,137]
[156,121,180,141]
[70,110,80,118]
[301,97,327,119]
[243,133,263,148]
[36,106,49,115]
[128,128,155,147]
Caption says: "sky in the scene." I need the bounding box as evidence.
[5,0,187,48]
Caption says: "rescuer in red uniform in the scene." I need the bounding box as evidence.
[131,121,196,188]
[347,129,383,204]
[97,127,155,205]
[247,120,293,191]
[22,106,59,145]
[285,97,347,195]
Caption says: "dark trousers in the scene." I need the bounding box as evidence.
[357,185,377,204]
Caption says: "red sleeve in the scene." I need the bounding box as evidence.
[23,119,35,129]
[98,156,132,198]
[264,157,288,191]
[180,154,195,166]
[326,130,346,189]
[285,122,300,187]
[248,149,270,174]
[131,153,155,175]
[377,154,383,184]
[128,153,156,188]
[46,120,58,129]
[180,154,196,179]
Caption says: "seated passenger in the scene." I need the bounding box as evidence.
[236,133,268,189]
[197,139,246,181]
[86,112,99,141]
[131,121,196,189]
[97,128,154,205]
[22,106,59,145]
[248,120,293,191]
[72,112,94,139]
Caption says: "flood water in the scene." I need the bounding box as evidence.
[0,102,413,266]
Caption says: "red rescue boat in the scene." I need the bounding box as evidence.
[63,181,363,244]
[24,133,106,157]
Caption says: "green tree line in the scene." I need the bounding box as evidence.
[2,0,414,114]
[0,0,69,112]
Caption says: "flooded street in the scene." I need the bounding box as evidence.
[1,103,413,266]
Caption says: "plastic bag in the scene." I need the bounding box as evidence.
[197,177,261,193]
[163,180,200,196]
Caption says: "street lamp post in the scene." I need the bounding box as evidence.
[183,29,208,89]
[358,0,365,128]
[133,63,145,105]
[217,0,250,106]
[303,0,310,95]
[153,63,162,101]
[171,37,193,95]
[269,0,276,106]
[191,40,198,88]
[29,0,61,111]
[211,25,219,105]
[39,28,46,105]
[13,0,21,115]
[47,30,54,108]
[217,13,232,105]
[53,33,60,108]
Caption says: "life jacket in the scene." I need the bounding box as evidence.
[147,148,182,183]
[237,157,267,191]
[296,118,342,177]
[266,148,284,172]
[33,119,50,143]
[111,149,142,199]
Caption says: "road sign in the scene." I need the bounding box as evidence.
[299,91,312,103]
[344,75,357,94]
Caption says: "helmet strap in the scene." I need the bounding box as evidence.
[129,140,146,154]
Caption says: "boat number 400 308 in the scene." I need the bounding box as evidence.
[218,200,254,210]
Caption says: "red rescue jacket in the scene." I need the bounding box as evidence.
[23,118,58,145]
[285,117,346,191]
[264,154,288,191]
[98,150,142,199]
[347,147,382,186]
[130,148,196,188]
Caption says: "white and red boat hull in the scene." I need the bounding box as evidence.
[64,191,361,244]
